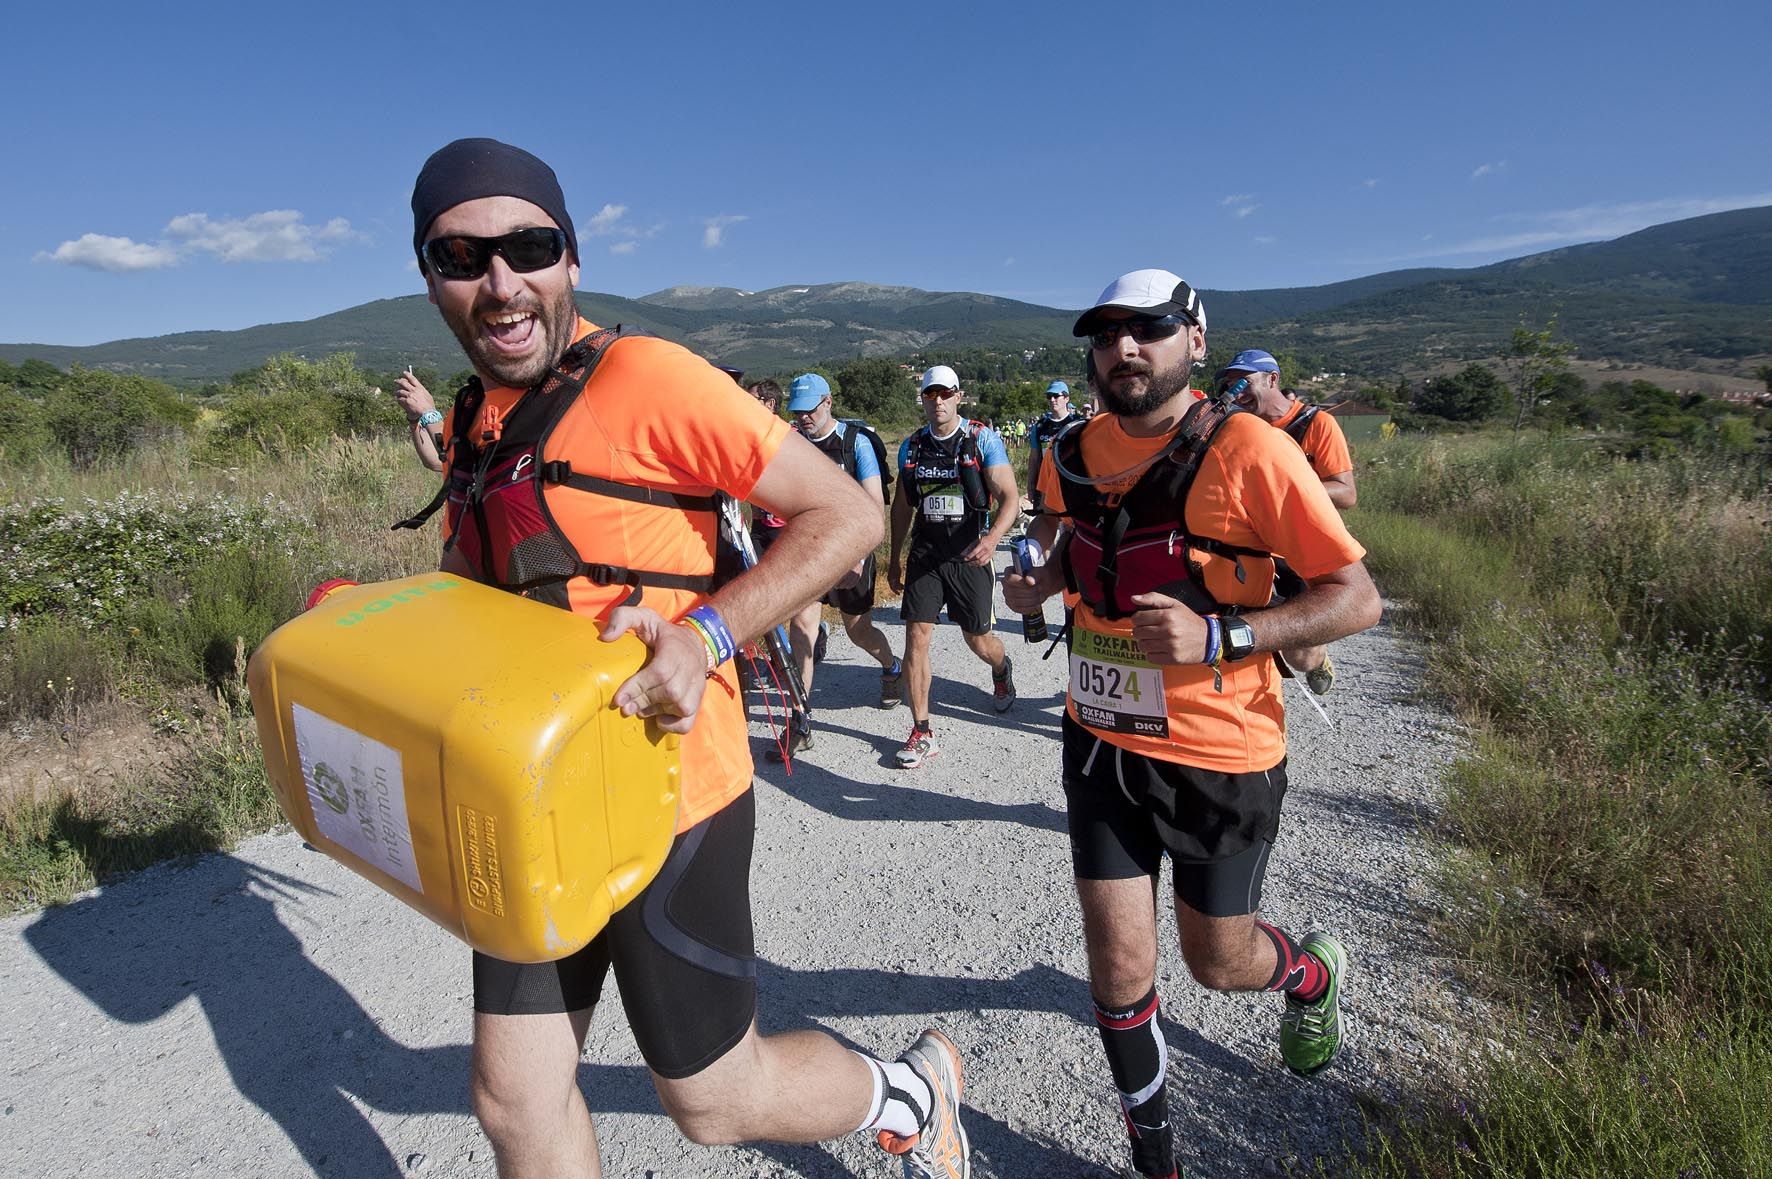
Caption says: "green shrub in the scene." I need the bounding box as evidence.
[39,367,196,468]
[0,389,56,466]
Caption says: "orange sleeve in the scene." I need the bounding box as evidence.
[596,336,790,498]
[1202,416,1364,581]
[1036,449,1067,513]
[1307,411,1354,478]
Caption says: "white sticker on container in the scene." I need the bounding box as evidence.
[292,702,421,892]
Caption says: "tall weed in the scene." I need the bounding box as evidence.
[1349,434,1770,1175]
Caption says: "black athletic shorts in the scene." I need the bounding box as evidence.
[823,551,877,616]
[900,556,995,634]
[1061,712,1288,918]
[471,790,757,1080]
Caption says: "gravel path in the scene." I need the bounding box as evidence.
[1,591,1474,1178]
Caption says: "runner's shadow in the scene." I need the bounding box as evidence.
[24,854,474,1177]
[753,753,1065,832]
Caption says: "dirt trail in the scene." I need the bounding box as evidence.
[1,603,1473,1178]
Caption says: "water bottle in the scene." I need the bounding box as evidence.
[1010,537,1048,643]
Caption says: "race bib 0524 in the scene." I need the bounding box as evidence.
[1069,626,1169,738]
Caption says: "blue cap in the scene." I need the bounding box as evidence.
[1046,381,1070,397]
[786,373,831,412]
[1224,349,1280,374]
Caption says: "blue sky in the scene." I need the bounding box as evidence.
[8,0,1770,347]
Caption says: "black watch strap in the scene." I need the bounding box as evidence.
[1222,616,1257,662]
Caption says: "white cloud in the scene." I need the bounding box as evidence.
[165,210,358,262]
[585,203,628,233]
[702,214,748,248]
[1381,191,1772,262]
[583,203,659,253]
[1471,161,1508,180]
[1003,256,1016,267]
[1220,194,1259,219]
[1253,235,1279,246]
[41,209,361,272]
[1362,178,1380,189]
[35,233,180,272]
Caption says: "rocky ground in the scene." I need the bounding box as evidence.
[0,596,1476,1178]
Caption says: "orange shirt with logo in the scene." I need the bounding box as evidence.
[1272,401,1353,481]
[446,320,789,831]
[1037,406,1365,773]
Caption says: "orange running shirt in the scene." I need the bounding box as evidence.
[1272,400,1353,481]
[446,320,790,831]
[1037,406,1365,773]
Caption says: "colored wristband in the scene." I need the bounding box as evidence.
[416,409,444,427]
[684,605,737,667]
[1202,615,1222,667]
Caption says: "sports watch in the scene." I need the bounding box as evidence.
[1221,615,1257,662]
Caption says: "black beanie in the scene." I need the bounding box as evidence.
[410,138,578,264]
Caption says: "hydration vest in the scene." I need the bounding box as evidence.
[1051,398,1272,621]
[900,420,991,514]
[809,419,892,505]
[393,328,733,611]
[1280,402,1322,462]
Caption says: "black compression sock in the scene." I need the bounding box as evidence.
[1093,988,1174,1178]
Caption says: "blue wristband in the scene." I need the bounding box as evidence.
[417,409,444,427]
[685,605,737,666]
[1202,615,1222,666]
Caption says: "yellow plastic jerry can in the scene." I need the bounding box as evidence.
[246,573,681,963]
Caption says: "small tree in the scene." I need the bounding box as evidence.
[1500,315,1573,431]
[1415,363,1505,423]
[832,357,917,428]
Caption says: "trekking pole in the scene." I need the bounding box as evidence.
[717,498,810,717]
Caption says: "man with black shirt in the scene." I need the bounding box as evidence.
[1026,379,1078,513]
[886,365,1020,768]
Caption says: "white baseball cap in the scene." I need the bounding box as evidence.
[919,364,961,392]
[1072,269,1206,336]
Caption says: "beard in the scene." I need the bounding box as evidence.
[442,282,580,390]
[1094,348,1195,418]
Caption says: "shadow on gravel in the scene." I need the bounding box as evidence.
[752,752,1066,832]
[1306,786,1431,840]
[24,856,470,1177]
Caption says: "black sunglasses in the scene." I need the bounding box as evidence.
[422,227,569,279]
[1087,314,1188,350]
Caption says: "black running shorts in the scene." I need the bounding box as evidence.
[900,556,996,634]
[1061,712,1288,918]
[471,790,757,1080]
[823,551,877,617]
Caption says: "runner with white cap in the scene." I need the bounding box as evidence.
[886,364,1020,768]
[1003,268,1381,1179]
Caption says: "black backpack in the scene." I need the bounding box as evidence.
[838,418,892,505]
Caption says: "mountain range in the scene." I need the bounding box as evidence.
[5,206,1769,384]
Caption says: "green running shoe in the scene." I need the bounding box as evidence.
[1305,653,1335,695]
[1279,931,1347,1076]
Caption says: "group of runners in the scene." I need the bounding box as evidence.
[395,136,1377,1179]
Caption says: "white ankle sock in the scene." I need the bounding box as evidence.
[853,1052,931,1138]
